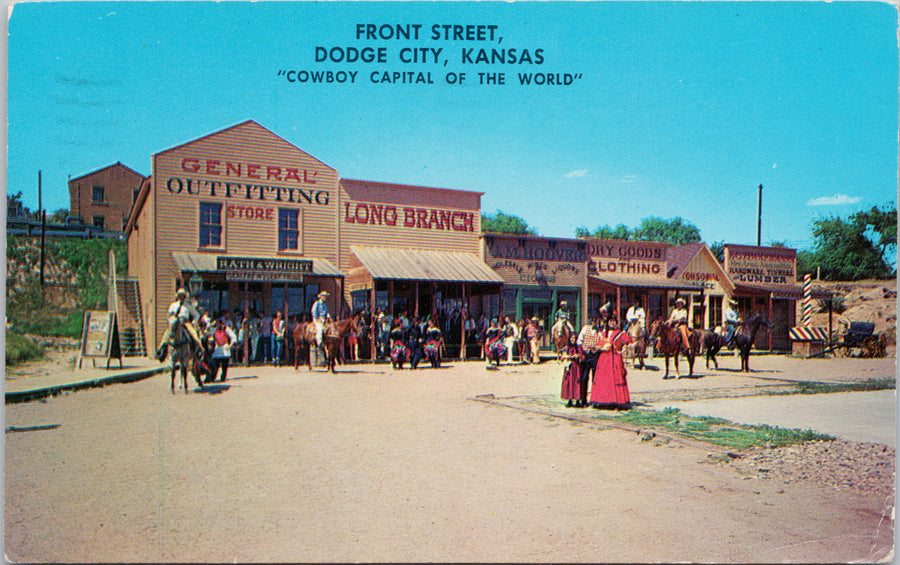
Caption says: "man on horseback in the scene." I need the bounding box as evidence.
[624,299,646,335]
[666,297,691,351]
[156,288,204,361]
[724,299,741,350]
[550,300,575,338]
[311,291,330,348]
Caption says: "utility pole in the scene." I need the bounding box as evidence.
[39,170,46,288]
[756,184,763,246]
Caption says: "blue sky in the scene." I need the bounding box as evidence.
[7,1,898,251]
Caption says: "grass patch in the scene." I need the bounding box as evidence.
[5,332,45,365]
[794,379,895,394]
[594,407,834,450]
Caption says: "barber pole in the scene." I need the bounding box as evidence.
[802,273,812,327]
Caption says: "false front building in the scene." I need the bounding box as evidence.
[125,121,501,359]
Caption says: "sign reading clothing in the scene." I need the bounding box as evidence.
[217,256,313,282]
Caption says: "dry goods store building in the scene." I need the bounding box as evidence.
[125,121,501,357]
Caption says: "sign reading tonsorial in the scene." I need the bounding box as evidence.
[217,256,313,282]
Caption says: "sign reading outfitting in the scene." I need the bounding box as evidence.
[217,256,314,282]
[165,158,332,206]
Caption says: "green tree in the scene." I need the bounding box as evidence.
[709,240,725,263]
[481,211,537,235]
[632,217,701,245]
[852,204,896,267]
[808,215,892,280]
[47,208,70,224]
[575,223,631,239]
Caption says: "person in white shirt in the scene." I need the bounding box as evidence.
[724,299,741,349]
[156,288,203,361]
[625,299,646,336]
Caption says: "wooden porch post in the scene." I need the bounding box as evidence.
[460,283,468,360]
[243,281,250,367]
[370,283,376,362]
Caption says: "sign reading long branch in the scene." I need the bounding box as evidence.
[343,201,474,232]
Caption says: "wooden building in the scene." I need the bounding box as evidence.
[666,242,735,330]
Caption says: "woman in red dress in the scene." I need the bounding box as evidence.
[590,317,632,409]
[559,334,584,407]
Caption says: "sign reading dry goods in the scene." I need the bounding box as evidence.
[217,256,313,282]
[724,245,796,285]
[583,239,669,276]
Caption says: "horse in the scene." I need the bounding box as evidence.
[167,321,204,394]
[701,328,726,370]
[623,322,648,370]
[732,313,771,372]
[551,323,572,361]
[649,320,702,379]
[293,315,361,373]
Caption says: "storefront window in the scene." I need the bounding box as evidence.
[199,202,222,247]
[278,208,299,250]
[709,296,723,328]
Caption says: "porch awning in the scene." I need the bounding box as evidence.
[733,283,831,299]
[172,252,343,277]
[588,274,703,292]
[350,246,503,283]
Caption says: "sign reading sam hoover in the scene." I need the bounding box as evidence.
[217,256,313,282]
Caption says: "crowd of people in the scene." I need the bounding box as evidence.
[560,303,636,411]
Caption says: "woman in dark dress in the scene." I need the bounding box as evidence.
[559,333,584,407]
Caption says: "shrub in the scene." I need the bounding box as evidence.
[6,332,45,365]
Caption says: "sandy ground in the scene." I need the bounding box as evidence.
[4,353,897,563]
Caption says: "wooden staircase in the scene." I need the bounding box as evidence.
[116,278,147,356]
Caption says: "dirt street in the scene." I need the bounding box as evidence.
[4,355,896,562]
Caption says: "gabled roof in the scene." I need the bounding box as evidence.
[69,161,145,183]
[666,242,735,293]
[154,120,336,173]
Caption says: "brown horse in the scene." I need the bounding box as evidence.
[649,320,701,379]
[293,315,360,372]
[551,323,572,361]
[623,322,648,370]
[167,321,204,393]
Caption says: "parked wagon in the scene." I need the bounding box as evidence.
[821,321,887,358]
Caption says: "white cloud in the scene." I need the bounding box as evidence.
[619,174,639,183]
[564,169,589,178]
[807,194,862,206]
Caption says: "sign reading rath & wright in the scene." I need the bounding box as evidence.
[217,256,313,282]
[724,244,796,285]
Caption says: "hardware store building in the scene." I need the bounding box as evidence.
[125,121,501,358]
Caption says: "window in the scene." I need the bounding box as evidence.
[709,296,723,328]
[199,202,222,247]
[278,208,299,250]
[92,215,105,229]
[92,185,105,203]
